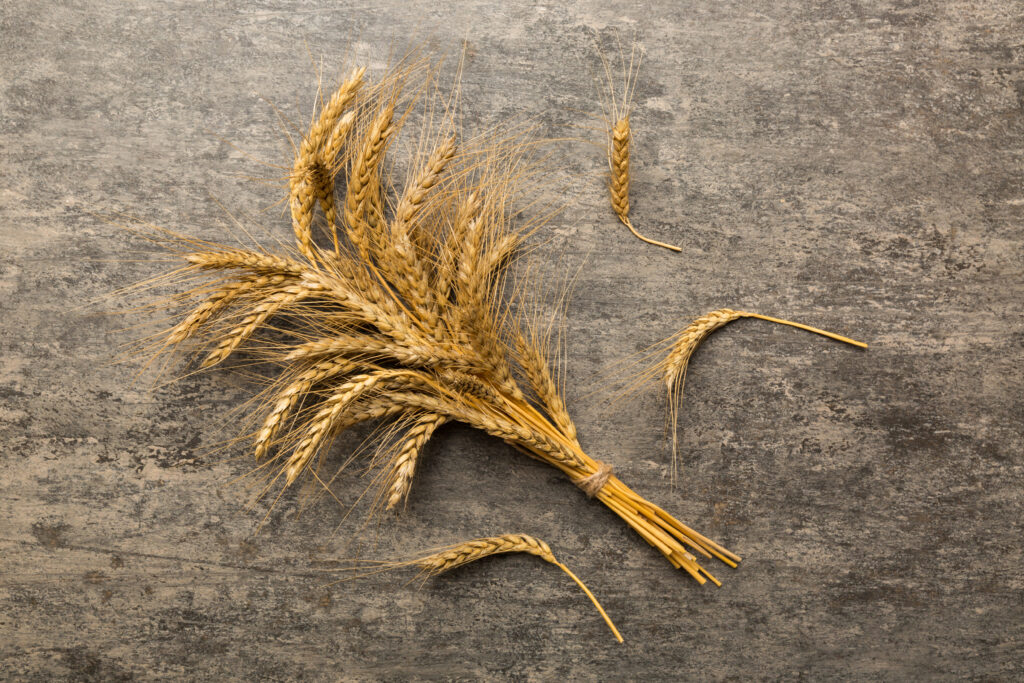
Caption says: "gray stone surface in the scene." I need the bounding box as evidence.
[2,1,1023,680]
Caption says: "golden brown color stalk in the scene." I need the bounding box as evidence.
[409,534,623,643]
[662,308,867,473]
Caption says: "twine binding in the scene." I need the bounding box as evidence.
[575,462,613,498]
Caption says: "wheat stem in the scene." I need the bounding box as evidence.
[411,534,622,643]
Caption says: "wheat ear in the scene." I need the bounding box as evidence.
[411,534,622,643]
[200,285,310,368]
[345,104,396,262]
[515,333,578,446]
[294,67,365,256]
[283,371,411,483]
[609,116,681,252]
[167,274,288,345]
[663,308,867,472]
[385,412,447,510]
[388,135,457,330]
[253,357,358,461]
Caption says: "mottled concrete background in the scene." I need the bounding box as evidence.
[2,1,1022,680]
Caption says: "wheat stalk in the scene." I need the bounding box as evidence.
[601,43,681,253]
[662,308,867,475]
[407,534,622,643]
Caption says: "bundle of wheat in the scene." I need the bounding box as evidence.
[151,57,739,587]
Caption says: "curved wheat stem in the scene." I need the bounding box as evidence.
[411,534,622,643]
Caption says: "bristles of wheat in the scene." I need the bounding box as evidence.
[411,534,623,643]
[662,308,867,477]
[608,116,681,252]
[385,412,447,510]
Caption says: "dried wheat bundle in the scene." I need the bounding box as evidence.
[661,308,867,470]
[351,534,622,642]
[150,58,740,586]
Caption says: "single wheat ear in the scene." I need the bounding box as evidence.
[412,534,623,643]
[608,116,681,253]
[662,308,867,472]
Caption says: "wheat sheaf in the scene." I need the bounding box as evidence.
[146,55,740,591]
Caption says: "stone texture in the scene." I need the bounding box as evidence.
[1,1,1022,680]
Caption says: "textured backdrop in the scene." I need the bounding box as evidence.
[2,1,1023,680]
